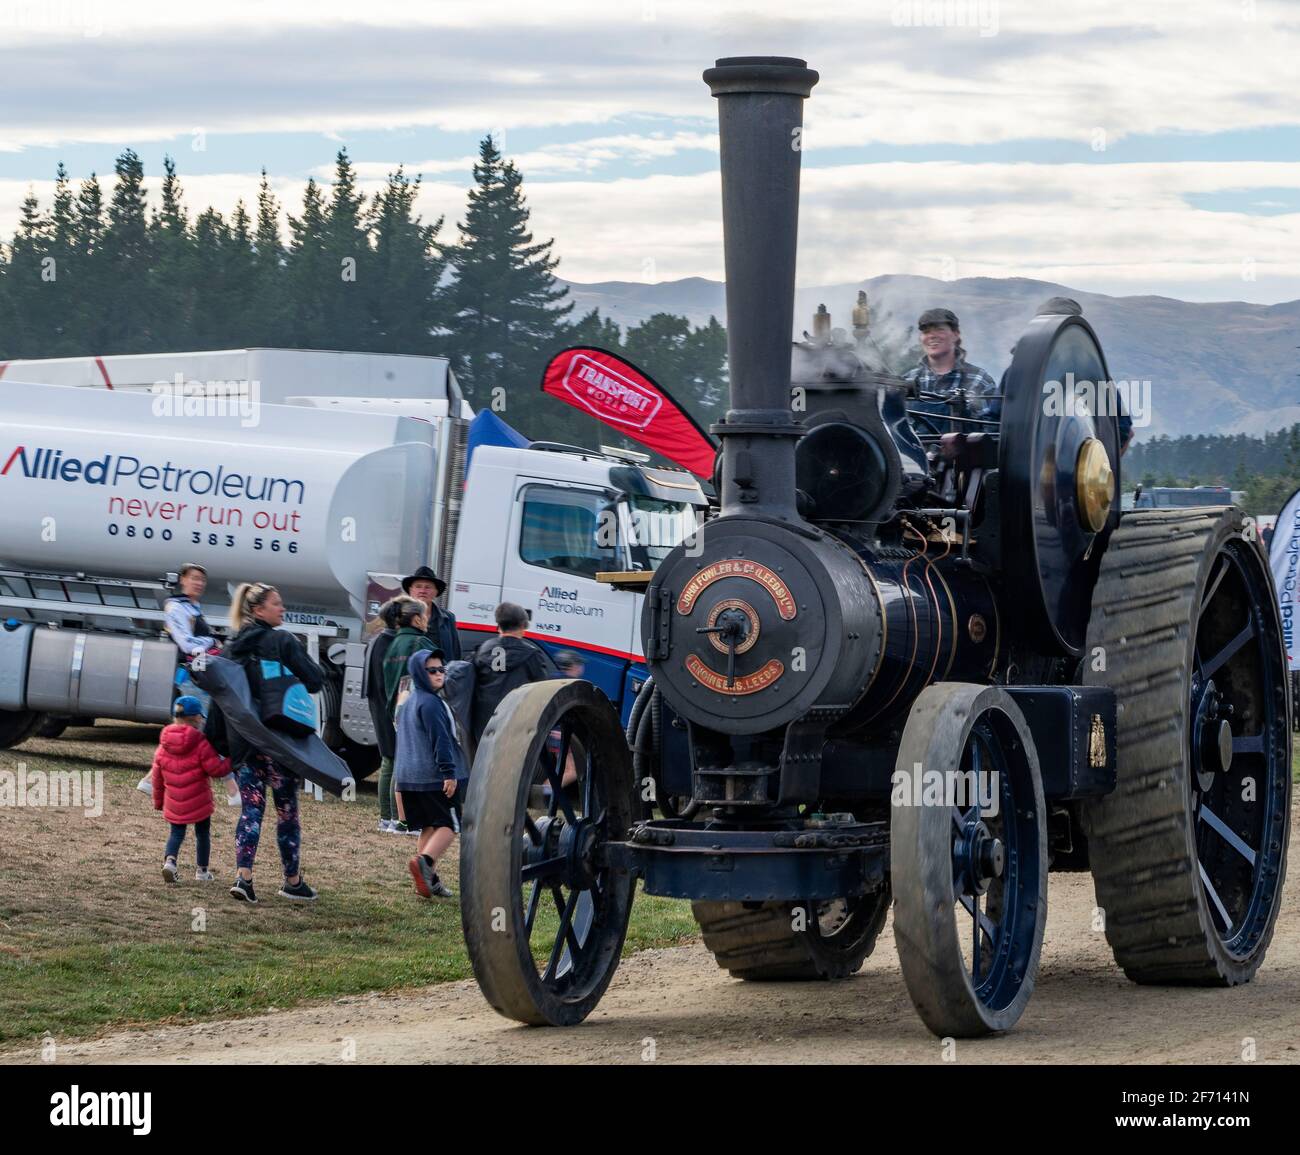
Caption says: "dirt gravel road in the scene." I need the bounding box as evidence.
[7,844,1299,1065]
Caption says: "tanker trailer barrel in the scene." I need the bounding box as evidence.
[703,56,818,520]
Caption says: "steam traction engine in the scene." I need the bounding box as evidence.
[459,57,1291,1036]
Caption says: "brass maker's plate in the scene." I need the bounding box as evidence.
[676,559,797,620]
[704,598,760,655]
[685,654,784,695]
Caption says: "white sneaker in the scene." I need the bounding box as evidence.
[377,818,394,833]
[137,775,153,795]
[195,869,215,881]
[162,859,179,883]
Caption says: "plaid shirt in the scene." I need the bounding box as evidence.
[905,356,999,420]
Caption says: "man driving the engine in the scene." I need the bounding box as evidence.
[904,307,998,424]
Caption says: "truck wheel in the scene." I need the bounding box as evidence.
[35,715,71,739]
[891,683,1048,1037]
[461,679,637,1026]
[336,739,381,780]
[0,709,45,749]
[692,884,891,980]
[1083,508,1290,984]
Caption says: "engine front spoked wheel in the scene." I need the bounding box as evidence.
[460,679,636,1026]
[891,683,1048,1037]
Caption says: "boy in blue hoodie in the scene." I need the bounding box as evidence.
[394,649,469,898]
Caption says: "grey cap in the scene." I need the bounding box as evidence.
[1036,296,1082,316]
[918,307,959,330]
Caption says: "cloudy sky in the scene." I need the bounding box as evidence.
[1,0,1298,302]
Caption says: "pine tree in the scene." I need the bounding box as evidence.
[365,166,448,353]
[44,163,81,354]
[685,315,728,418]
[624,312,728,429]
[99,149,151,351]
[566,307,623,352]
[5,190,52,356]
[72,172,107,348]
[251,170,286,344]
[149,155,193,350]
[285,177,330,347]
[445,135,573,419]
[223,200,258,347]
[0,245,10,359]
[322,149,369,347]
[190,207,231,348]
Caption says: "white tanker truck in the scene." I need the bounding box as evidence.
[0,351,707,773]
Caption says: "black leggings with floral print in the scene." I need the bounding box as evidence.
[235,756,300,877]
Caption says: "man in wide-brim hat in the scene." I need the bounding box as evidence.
[401,566,460,661]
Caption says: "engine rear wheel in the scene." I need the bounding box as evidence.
[1082,508,1290,984]
[692,884,891,980]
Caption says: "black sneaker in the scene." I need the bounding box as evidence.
[229,876,258,904]
[429,875,455,899]
[277,878,318,902]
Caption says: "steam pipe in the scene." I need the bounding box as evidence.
[703,56,818,519]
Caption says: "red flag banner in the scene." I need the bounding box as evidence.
[539,346,718,478]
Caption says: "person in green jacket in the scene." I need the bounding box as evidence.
[379,596,434,834]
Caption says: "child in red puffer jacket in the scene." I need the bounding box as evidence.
[152,695,231,882]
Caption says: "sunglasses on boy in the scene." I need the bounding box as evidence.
[425,663,446,675]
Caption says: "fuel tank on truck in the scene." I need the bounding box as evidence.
[0,348,466,410]
[0,381,436,617]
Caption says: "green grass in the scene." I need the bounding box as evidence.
[0,725,698,1048]
[1,884,696,1046]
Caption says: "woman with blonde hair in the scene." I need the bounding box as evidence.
[221,581,324,903]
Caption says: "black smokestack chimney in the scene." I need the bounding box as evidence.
[704,55,818,520]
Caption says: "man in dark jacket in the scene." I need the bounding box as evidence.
[362,598,400,831]
[402,566,461,661]
[470,602,557,743]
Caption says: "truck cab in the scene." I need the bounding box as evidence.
[448,444,707,722]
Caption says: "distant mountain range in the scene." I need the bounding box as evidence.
[559,274,1300,441]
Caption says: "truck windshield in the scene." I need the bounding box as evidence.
[1135,488,1232,509]
[625,497,702,570]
